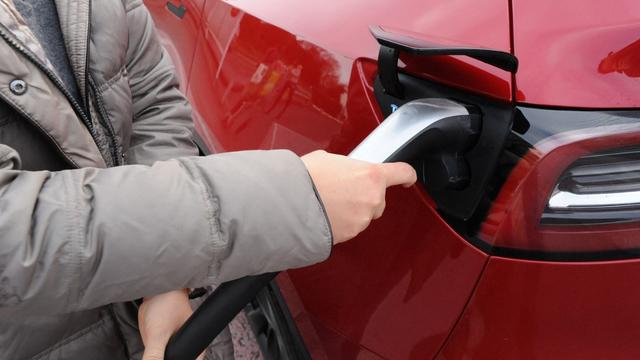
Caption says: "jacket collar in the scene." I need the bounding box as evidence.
[0,38,106,168]
[0,0,106,169]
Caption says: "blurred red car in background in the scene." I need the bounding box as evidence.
[146,0,640,358]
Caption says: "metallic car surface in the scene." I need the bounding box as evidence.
[513,0,640,108]
[146,0,640,358]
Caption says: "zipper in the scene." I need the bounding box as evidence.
[89,76,122,166]
[83,0,92,117]
[84,0,121,166]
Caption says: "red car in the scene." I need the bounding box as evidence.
[147,0,640,358]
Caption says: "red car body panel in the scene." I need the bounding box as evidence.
[224,0,514,101]
[281,186,488,359]
[512,0,640,108]
[145,0,640,358]
[439,257,640,359]
[144,0,204,92]
[181,3,491,356]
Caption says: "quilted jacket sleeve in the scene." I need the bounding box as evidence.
[0,145,332,315]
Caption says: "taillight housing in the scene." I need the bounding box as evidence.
[543,146,640,225]
[479,107,640,258]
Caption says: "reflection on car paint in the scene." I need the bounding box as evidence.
[599,38,640,78]
[185,2,491,358]
[146,0,640,358]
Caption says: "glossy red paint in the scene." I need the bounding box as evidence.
[228,0,514,101]
[277,272,389,360]
[143,0,204,92]
[439,256,640,359]
[187,0,355,154]
[284,185,487,359]
[182,1,490,357]
[513,0,640,108]
[145,0,640,359]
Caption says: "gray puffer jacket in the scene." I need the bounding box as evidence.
[0,0,332,359]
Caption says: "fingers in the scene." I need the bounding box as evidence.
[379,162,417,188]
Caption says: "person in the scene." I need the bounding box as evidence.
[0,0,417,359]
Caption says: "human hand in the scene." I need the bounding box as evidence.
[138,289,203,360]
[301,150,417,244]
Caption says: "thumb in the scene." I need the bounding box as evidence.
[380,162,417,188]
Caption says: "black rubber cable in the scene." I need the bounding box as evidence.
[164,272,279,360]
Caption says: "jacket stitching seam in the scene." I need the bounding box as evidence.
[177,158,223,283]
[66,173,86,306]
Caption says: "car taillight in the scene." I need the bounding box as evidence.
[478,107,640,259]
[543,147,640,225]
